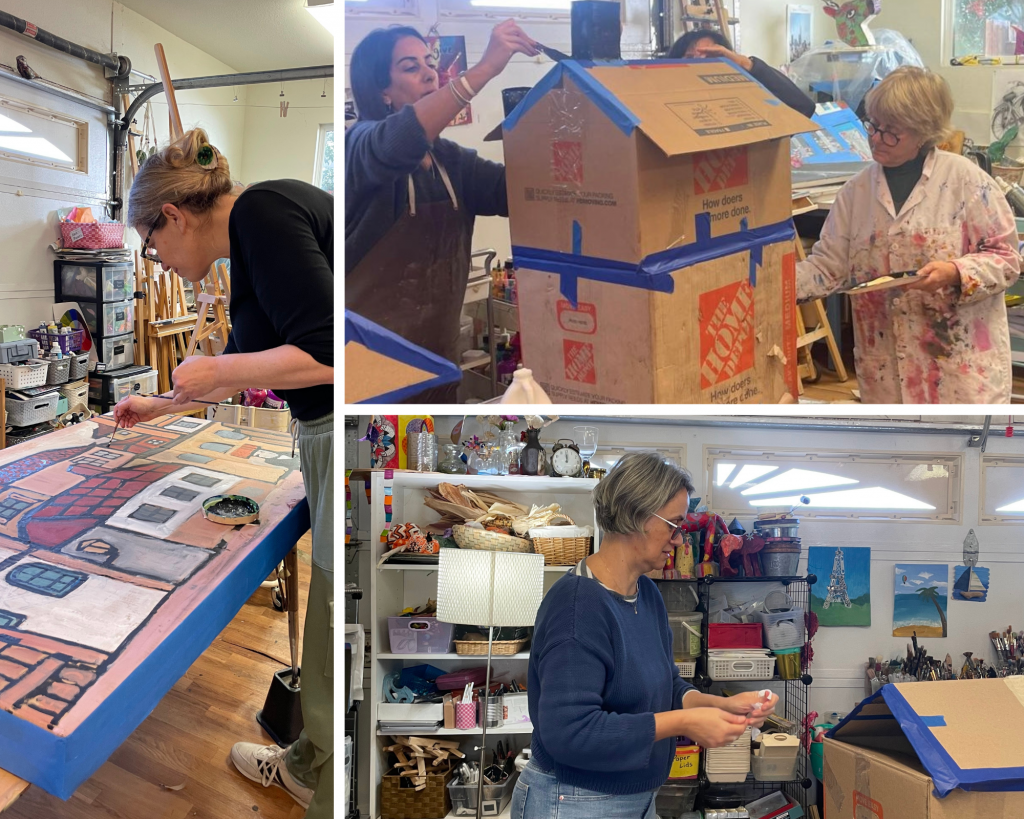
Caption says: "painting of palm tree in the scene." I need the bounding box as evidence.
[893,564,948,638]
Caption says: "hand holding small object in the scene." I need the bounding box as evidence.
[170,355,220,405]
[907,261,960,293]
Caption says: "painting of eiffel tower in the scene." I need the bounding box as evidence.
[809,546,872,626]
[824,546,852,609]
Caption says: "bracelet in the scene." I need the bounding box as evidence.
[458,73,477,99]
[449,81,471,108]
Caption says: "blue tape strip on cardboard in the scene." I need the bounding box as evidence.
[919,715,947,727]
[502,58,774,138]
[513,216,796,307]
[345,311,462,403]
[827,684,1024,798]
[0,500,310,799]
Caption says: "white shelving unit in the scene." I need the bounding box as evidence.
[369,472,599,819]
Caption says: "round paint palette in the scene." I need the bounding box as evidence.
[202,495,260,525]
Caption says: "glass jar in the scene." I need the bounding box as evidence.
[497,429,518,476]
[438,444,467,475]
[476,444,499,475]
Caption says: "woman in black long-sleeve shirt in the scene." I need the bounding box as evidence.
[668,30,816,118]
[114,129,334,818]
[345,22,539,401]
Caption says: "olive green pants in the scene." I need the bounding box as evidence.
[285,413,334,818]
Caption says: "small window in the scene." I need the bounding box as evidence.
[199,442,233,453]
[8,563,87,598]
[129,504,177,524]
[161,487,200,502]
[0,97,87,172]
[0,496,31,522]
[954,5,1023,59]
[0,610,24,628]
[172,420,201,430]
[313,123,334,195]
[179,453,213,464]
[706,447,960,522]
[588,444,687,473]
[980,455,1024,523]
[181,473,221,487]
[215,429,247,440]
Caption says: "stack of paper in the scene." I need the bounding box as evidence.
[705,726,752,783]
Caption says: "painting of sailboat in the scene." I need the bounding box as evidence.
[953,565,989,602]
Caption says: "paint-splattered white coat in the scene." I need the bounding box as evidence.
[797,149,1020,403]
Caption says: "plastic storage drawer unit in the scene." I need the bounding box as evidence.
[96,332,135,369]
[89,365,157,409]
[57,262,134,302]
[447,771,518,816]
[81,299,133,337]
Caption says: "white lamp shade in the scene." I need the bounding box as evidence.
[436,550,545,627]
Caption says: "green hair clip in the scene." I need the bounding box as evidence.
[196,145,215,167]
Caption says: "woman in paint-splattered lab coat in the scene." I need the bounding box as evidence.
[797,67,1020,403]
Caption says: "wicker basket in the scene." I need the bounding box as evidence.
[454,638,530,656]
[993,162,1024,185]
[380,762,453,819]
[452,524,532,553]
[531,513,592,566]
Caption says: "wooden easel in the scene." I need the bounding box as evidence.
[681,0,736,37]
[794,239,848,393]
[186,264,232,357]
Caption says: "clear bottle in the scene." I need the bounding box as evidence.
[438,444,467,475]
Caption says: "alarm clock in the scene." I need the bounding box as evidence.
[550,439,583,478]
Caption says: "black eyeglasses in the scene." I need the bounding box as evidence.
[140,217,163,265]
[652,513,686,541]
[863,120,903,148]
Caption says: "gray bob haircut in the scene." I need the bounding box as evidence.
[593,452,695,536]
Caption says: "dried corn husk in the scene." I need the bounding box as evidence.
[510,503,563,536]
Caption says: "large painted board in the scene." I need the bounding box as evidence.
[0,414,308,797]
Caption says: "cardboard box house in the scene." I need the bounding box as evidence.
[823,680,1024,819]
[502,58,816,403]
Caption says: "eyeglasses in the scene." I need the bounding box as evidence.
[651,513,686,541]
[863,120,903,148]
[140,217,163,265]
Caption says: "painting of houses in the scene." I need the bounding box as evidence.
[0,414,303,740]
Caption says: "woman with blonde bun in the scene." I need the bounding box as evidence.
[117,129,334,817]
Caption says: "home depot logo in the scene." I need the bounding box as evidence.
[693,147,749,195]
[552,141,583,185]
[699,280,755,389]
[853,792,882,819]
[563,339,596,384]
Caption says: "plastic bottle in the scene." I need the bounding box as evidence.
[500,367,552,404]
[49,342,62,360]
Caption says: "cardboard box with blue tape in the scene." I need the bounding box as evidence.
[823,679,1024,818]
[502,58,816,403]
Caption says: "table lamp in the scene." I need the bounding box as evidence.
[437,549,545,819]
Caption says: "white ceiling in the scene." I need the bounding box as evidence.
[118,0,335,73]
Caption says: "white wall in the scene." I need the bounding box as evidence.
[345,2,835,261]
[350,415,1024,723]
[239,78,335,186]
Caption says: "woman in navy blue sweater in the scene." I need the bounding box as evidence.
[514,453,780,818]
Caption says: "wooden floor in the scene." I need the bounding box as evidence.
[800,366,861,404]
[3,534,313,819]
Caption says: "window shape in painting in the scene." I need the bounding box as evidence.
[8,563,87,598]
[173,420,201,429]
[179,453,213,464]
[161,486,200,502]
[215,429,247,440]
[0,610,25,628]
[181,473,221,487]
[75,539,118,563]
[0,496,32,523]
[199,442,233,453]
[129,504,177,524]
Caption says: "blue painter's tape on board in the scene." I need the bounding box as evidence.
[919,715,947,727]
[572,221,583,256]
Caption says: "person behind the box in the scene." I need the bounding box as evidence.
[346,22,539,402]
[667,30,816,118]
[512,452,779,819]
[796,67,1020,403]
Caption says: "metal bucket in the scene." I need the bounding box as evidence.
[762,551,800,577]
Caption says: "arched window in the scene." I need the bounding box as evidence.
[8,563,87,598]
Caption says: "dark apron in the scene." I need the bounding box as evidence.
[346,154,469,403]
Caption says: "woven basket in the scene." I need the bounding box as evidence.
[531,514,592,566]
[380,762,453,819]
[454,638,530,656]
[993,162,1024,185]
[452,524,531,553]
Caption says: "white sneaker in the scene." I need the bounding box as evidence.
[230,741,314,809]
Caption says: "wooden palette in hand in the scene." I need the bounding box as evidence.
[844,274,918,296]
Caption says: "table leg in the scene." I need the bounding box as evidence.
[284,544,301,688]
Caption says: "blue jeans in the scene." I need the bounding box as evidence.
[510,761,658,819]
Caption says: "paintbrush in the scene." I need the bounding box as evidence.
[155,392,220,406]
[105,416,121,446]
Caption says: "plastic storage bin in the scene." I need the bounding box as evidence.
[96,332,135,369]
[60,380,89,413]
[387,617,455,654]
[27,328,84,354]
[669,612,703,660]
[775,647,802,680]
[709,623,763,649]
[447,770,518,816]
[44,357,70,386]
[757,607,805,650]
[0,359,49,390]
[58,263,134,302]
[89,366,157,406]
[0,339,38,364]
[68,352,90,380]
[655,784,698,818]
[82,299,133,337]
[7,392,58,427]
[707,653,777,681]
